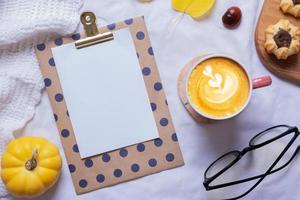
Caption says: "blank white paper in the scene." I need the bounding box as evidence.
[51,28,159,158]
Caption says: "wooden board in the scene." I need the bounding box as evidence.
[177,55,214,124]
[255,0,300,84]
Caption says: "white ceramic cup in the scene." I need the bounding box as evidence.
[185,54,272,120]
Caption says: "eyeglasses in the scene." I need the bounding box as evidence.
[203,125,300,200]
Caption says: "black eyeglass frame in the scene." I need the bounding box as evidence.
[203,125,300,199]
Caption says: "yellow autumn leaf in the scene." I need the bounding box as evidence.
[172,0,216,19]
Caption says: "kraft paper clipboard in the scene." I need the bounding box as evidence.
[35,13,184,194]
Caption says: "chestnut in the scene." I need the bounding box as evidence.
[222,6,242,29]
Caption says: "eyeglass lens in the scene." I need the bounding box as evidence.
[206,151,239,178]
[250,126,290,146]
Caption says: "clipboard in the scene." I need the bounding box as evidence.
[35,12,184,194]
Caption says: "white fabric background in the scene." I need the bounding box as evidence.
[10,0,300,199]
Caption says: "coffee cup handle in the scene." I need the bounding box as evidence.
[252,76,272,89]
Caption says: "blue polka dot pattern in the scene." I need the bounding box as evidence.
[137,143,145,152]
[148,47,154,55]
[165,99,168,105]
[107,23,116,30]
[148,159,157,167]
[54,113,58,122]
[66,110,69,117]
[61,129,70,138]
[72,33,81,40]
[44,78,52,87]
[131,164,140,172]
[84,159,93,168]
[172,133,178,142]
[160,118,169,126]
[73,144,79,153]
[154,138,163,147]
[114,169,122,177]
[150,103,157,111]
[154,82,162,91]
[136,31,145,40]
[37,43,46,51]
[96,174,105,183]
[119,148,128,158]
[69,164,76,173]
[124,18,133,25]
[54,38,63,46]
[102,153,111,162]
[79,179,88,188]
[142,67,151,76]
[166,153,175,162]
[48,57,55,66]
[55,93,64,102]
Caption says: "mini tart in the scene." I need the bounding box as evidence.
[264,19,300,60]
[280,0,300,17]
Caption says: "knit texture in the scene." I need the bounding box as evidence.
[0,0,83,198]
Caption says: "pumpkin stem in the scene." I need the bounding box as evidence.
[25,148,38,171]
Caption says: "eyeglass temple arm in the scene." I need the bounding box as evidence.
[207,146,300,190]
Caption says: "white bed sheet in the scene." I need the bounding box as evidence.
[12,0,300,199]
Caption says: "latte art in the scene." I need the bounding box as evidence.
[188,57,250,118]
[201,65,239,104]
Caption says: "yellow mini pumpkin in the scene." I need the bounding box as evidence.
[1,136,62,198]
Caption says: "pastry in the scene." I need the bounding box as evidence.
[280,0,300,17]
[264,19,300,60]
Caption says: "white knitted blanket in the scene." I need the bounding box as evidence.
[0,0,83,198]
